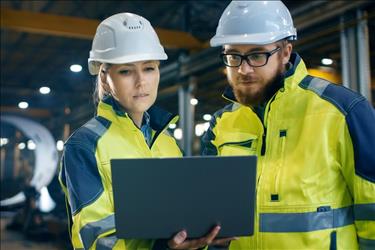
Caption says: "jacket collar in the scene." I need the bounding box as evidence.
[222,52,307,103]
[98,96,178,132]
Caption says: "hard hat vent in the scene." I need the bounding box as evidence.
[123,18,143,30]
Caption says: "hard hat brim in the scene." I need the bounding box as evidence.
[210,32,297,47]
[88,52,167,75]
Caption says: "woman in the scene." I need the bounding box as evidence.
[59,13,228,250]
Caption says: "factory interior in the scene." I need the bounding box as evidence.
[1,1,374,249]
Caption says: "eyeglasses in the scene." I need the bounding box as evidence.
[221,47,281,67]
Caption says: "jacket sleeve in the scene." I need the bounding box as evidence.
[338,98,375,248]
[201,116,219,156]
[60,142,124,249]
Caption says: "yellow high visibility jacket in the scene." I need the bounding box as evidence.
[202,53,375,250]
[59,96,182,250]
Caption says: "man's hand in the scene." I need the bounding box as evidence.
[167,226,237,250]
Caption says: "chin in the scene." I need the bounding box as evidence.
[139,103,153,112]
[234,89,264,106]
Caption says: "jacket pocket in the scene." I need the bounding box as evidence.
[218,138,258,156]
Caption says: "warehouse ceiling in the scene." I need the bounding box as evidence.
[1,0,375,141]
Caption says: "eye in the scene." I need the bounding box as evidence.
[119,69,131,75]
[144,66,156,72]
[249,53,265,61]
[227,55,240,62]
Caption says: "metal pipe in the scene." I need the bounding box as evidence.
[356,9,372,102]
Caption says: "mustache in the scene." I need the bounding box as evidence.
[237,75,258,82]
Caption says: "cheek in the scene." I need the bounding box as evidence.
[148,75,160,92]
[260,60,281,80]
[226,69,237,82]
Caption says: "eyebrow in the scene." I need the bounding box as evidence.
[223,47,269,54]
[121,61,156,67]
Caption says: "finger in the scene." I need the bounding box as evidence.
[181,225,221,249]
[169,226,222,250]
[204,225,221,244]
[177,238,206,250]
[211,236,238,246]
[168,230,187,249]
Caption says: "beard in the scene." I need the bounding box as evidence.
[230,62,285,106]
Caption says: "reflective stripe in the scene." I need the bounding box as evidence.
[96,234,118,250]
[260,206,353,232]
[80,214,115,249]
[354,203,375,220]
[231,103,241,111]
[307,77,330,96]
[358,237,375,250]
[84,118,108,137]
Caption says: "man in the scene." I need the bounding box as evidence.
[202,1,375,249]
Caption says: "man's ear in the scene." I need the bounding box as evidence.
[282,43,293,65]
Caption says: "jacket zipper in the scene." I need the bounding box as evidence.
[272,130,287,201]
[260,128,267,156]
[149,116,178,149]
[256,92,278,248]
[260,93,277,155]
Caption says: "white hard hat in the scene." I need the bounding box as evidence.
[210,0,297,47]
[88,13,167,75]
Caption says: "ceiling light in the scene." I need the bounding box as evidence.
[27,140,36,150]
[0,138,9,147]
[56,140,64,151]
[70,64,82,72]
[18,142,26,150]
[321,58,333,65]
[203,114,212,121]
[195,122,210,137]
[190,98,198,106]
[18,101,29,109]
[195,124,205,137]
[39,86,51,94]
[168,123,177,129]
[173,128,183,140]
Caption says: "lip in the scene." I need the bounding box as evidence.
[238,81,257,85]
[133,93,149,98]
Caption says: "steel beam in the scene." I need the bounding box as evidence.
[1,8,204,49]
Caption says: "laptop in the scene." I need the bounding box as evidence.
[111,155,257,239]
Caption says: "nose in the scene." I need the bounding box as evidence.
[135,70,146,87]
[238,60,254,75]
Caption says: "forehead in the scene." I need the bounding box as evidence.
[223,43,277,53]
[113,60,158,68]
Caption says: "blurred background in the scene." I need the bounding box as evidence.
[1,0,374,249]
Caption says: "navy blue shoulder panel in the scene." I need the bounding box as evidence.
[322,83,375,183]
[61,116,111,214]
[301,76,375,183]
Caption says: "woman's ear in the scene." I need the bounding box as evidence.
[99,69,106,84]
[99,69,111,93]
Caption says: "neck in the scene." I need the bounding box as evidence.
[128,112,143,128]
[258,71,284,106]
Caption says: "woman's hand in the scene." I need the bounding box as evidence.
[167,226,237,250]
